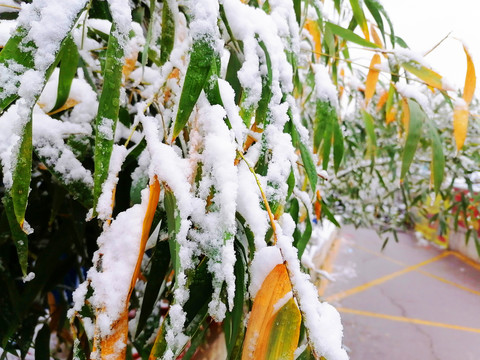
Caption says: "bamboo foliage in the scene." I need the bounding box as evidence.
[0,0,478,359]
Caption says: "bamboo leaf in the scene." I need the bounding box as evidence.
[266,297,301,360]
[141,0,156,71]
[349,0,369,41]
[92,23,125,216]
[462,45,476,105]
[364,53,381,105]
[400,100,424,180]
[361,109,376,161]
[326,22,379,49]
[385,84,396,124]
[299,142,317,193]
[255,40,273,126]
[333,119,344,173]
[425,119,445,194]
[172,36,215,139]
[3,195,29,276]
[401,61,444,90]
[165,188,181,277]
[305,19,322,60]
[453,102,469,151]
[242,263,295,359]
[159,0,175,66]
[364,0,395,46]
[52,36,79,111]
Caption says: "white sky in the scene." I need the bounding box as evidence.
[380,0,480,91]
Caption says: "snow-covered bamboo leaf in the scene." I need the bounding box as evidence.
[400,100,424,181]
[242,263,298,359]
[364,53,381,105]
[326,22,379,49]
[3,195,29,276]
[401,61,444,90]
[425,119,445,194]
[266,298,301,360]
[295,207,312,259]
[92,23,126,216]
[255,40,273,126]
[349,0,369,41]
[159,0,175,66]
[299,142,317,193]
[462,45,476,105]
[52,36,79,111]
[136,240,170,337]
[453,102,469,151]
[172,37,215,140]
[164,188,181,278]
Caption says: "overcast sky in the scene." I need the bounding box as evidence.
[380,0,480,91]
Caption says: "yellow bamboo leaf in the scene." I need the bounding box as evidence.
[242,263,298,360]
[401,61,444,90]
[462,45,476,105]
[453,102,469,151]
[46,98,80,116]
[370,24,383,49]
[100,310,129,360]
[385,85,397,124]
[122,51,138,79]
[305,19,322,60]
[364,53,381,106]
[376,90,388,112]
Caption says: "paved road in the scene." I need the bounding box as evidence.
[320,226,480,360]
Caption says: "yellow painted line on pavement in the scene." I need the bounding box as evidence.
[450,251,480,271]
[337,307,480,333]
[351,244,480,297]
[325,252,450,302]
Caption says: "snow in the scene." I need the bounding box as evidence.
[0,20,16,46]
[22,272,35,283]
[249,246,283,298]
[313,64,339,107]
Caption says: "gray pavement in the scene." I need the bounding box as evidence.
[321,226,480,360]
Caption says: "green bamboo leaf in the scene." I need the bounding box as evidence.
[326,22,379,49]
[266,298,301,360]
[313,101,332,153]
[52,36,79,111]
[299,142,317,193]
[401,61,444,89]
[255,40,273,126]
[321,199,340,227]
[3,196,28,276]
[141,0,156,71]
[159,0,175,66]
[364,0,395,47]
[322,112,333,170]
[425,119,445,194]
[136,240,170,337]
[92,23,125,216]
[349,0,369,41]
[34,324,50,360]
[172,36,215,139]
[297,209,312,259]
[165,189,181,277]
[296,345,316,360]
[400,100,424,180]
[364,0,385,42]
[333,119,344,173]
[293,0,301,25]
[361,109,377,161]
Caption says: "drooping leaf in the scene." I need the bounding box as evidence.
[425,119,445,193]
[361,109,376,161]
[462,45,476,105]
[305,19,322,60]
[141,0,156,71]
[401,61,444,90]
[172,36,215,139]
[332,119,344,173]
[92,23,126,216]
[326,22,379,49]
[299,142,317,193]
[242,263,300,359]
[364,53,381,105]
[159,0,176,66]
[3,196,29,276]
[400,100,424,180]
[255,40,273,126]
[349,0,369,41]
[453,102,469,152]
[52,36,79,111]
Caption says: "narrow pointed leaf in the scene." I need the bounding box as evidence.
[266,297,301,360]
[159,0,175,66]
[349,0,369,41]
[401,61,444,90]
[141,0,156,70]
[333,119,344,173]
[361,110,376,160]
[172,37,215,139]
[52,36,79,111]
[299,142,317,193]
[453,102,469,151]
[326,22,379,49]
[364,53,381,105]
[305,19,322,60]
[92,23,126,216]
[400,100,424,180]
[462,45,476,105]
[3,196,29,276]
[425,119,445,193]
